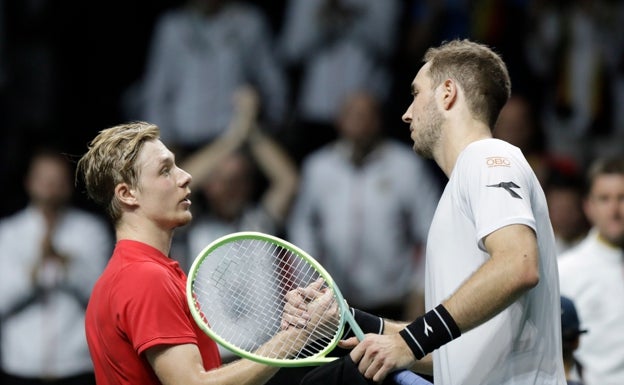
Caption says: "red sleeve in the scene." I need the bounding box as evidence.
[115,262,198,355]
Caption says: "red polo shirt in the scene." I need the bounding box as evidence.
[86,240,221,385]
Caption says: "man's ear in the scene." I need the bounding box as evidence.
[115,183,138,207]
[440,79,457,111]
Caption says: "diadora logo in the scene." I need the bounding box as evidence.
[486,157,511,167]
[487,181,522,199]
[424,319,433,337]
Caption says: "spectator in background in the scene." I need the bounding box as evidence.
[288,90,440,321]
[180,87,301,384]
[277,0,401,162]
[180,87,298,272]
[560,296,587,385]
[0,149,112,385]
[586,0,624,161]
[558,156,624,385]
[603,1,624,143]
[524,0,612,165]
[544,166,589,256]
[137,0,287,156]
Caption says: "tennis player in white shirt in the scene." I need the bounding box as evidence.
[342,39,567,385]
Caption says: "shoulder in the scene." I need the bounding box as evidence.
[62,208,111,236]
[459,139,523,165]
[0,207,39,240]
[301,144,340,171]
[112,260,180,306]
[455,139,534,183]
[558,234,595,265]
[65,208,108,226]
[0,208,30,228]
[118,250,173,280]
[557,236,598,292]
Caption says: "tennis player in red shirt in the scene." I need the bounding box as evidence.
[76,121,329,385]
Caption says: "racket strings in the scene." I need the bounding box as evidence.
[192,238,343,360]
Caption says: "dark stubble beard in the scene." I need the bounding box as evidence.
[412,98,443,159]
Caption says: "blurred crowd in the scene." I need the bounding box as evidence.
[1,0,624,384]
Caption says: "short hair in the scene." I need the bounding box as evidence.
[423,39,511,128]
[76,121,160,223]
[585,156,624,196]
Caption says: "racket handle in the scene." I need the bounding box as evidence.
[392,369,433,385]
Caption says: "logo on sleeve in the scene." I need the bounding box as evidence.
[486,181,522,199]
[486,157,511,167]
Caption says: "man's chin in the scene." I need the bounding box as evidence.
[175,213,193,228]
[413,144,433,159]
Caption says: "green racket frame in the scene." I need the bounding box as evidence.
[186,231,365,367]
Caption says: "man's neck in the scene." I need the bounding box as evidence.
[116,220,173,257]
[435,129,492,177]
[344,137,380,166]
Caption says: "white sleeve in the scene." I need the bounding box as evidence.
[458,144,537,251]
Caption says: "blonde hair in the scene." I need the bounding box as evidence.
[76,121,160,223]
[424,39,511,128]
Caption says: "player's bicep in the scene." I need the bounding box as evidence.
[482,224,540,289]
[146,343,205,385]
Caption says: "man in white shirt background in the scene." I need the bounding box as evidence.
[558,156,624,385]
[0,148,112,385]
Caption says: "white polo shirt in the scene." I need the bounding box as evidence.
[426,139,566,385]
[0,206,111,378]
[288,139,440,309]
[558,229,624,385]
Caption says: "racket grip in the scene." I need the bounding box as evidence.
[392,370,432,385]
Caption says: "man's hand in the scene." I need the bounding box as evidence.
[281,278,325,329]
[304,289,339,341]
[347,333,416,383]
[275,279,340,357]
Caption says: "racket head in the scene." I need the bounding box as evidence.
[186,231,350,366]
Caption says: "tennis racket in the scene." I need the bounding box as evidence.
[186,231,431,385]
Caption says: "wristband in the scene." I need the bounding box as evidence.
[399,304,461,359]
[342,308,384,339]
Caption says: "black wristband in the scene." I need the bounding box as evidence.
[342,308,384,339]
[399,304,461,359]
